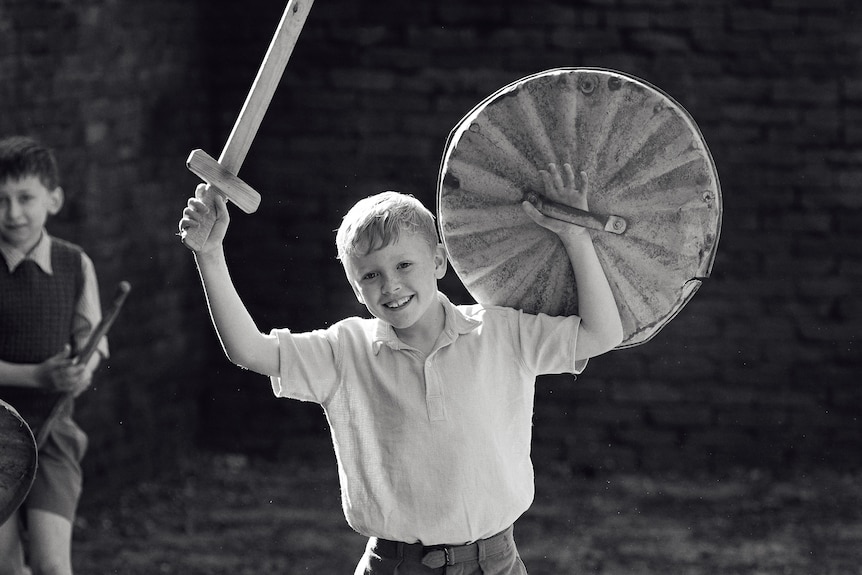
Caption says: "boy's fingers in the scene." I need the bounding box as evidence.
[563,163,576,184]
[49,344,71,361]
[212,193,230,223]
[551,165,564,191]
[540,169,556,195]
[522,200,550,227]
[578,171,589,198]
[522,200,541,219]
[522,201,562,232]
[213,191,228,211]
[179,217,198,233]
[187,197,210,213]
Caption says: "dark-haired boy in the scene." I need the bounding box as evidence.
[0,136,107,575]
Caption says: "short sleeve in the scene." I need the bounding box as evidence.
[514,310,586,375]
[73,253,109,359]
[269,327,339,404]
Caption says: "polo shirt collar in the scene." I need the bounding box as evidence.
[0,230,52,274]
[372,291,482,354]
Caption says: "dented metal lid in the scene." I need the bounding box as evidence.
[437,68,722,348]
[0,399,37,524]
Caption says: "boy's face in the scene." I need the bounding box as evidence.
[346,231,447,334]
[0,175,63,252]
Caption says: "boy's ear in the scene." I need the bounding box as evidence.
[47,187,64,215]
[434,243,447,279]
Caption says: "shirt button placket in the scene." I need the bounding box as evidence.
[424,357,446,422]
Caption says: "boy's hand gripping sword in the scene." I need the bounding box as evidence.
[181,0,315,251]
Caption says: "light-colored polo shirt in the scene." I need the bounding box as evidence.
[270,292,584,545]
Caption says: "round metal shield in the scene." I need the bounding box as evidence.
[437,68,722,347]
[0,399,37,524]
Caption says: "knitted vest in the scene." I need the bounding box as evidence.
[0,239,84,436]
[0,238,84,363]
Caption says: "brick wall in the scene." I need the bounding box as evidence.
[0,0,213,493]
[2,0,860,490]
[200,0,862,476]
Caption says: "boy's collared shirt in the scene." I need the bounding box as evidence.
[0,230,107,358]
[271,292,584,546]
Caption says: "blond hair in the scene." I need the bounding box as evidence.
[336,191,438,262]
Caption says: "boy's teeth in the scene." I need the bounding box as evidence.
[387,296,411,308]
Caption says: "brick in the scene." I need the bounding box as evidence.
[715,406,791,429]
[566,440,640,474]
[616,427,679,448]
[611,381,685,403]
[509,4,578,27]
[648,353,720,382]
[435,3,506,25]
[574,403,645,426]
[649,405,714,427]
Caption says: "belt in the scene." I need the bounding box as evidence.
[372,525,512,569]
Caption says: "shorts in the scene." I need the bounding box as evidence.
[354,525,528,575]
[25,415,88,521]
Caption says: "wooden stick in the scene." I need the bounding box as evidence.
[35,282,131,448]
[75,281,131,366]
[182,0,315,251]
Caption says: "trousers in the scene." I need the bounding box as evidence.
[354,525,528,575]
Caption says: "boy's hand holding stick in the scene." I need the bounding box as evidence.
[34,281,131,448]
[180,0,315,251]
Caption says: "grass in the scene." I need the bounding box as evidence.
[72,452,862,574]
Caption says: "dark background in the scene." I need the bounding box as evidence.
[1,0,859,501]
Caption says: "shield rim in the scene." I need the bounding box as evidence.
[436,67,722,348]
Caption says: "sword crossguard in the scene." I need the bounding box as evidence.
[181,150,263,252]
[186,149,262,214]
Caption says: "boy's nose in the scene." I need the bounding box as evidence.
[381,275,401,294]
[5,200,22,218]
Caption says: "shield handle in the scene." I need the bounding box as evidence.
[523,190,628,235]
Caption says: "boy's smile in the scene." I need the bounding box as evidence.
[384,295,413,309]
[346,232,447,349]
[0,175,63,253]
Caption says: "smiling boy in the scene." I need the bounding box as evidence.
[179,162,623,574]
[0,135,107,575]
[337,193,448,355]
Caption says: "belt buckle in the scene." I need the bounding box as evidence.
[420,547,451,569]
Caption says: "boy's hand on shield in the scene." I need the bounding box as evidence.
[522,162,590,241]
[179,184,230,255]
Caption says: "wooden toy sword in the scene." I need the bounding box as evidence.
[181,0,315,251]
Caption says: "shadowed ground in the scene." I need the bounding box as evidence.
[72,452,862,574]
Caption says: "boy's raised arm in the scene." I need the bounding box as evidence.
[180,185,280,377]
[522,163,624,360]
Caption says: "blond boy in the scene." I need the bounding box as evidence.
[179,162,622,574]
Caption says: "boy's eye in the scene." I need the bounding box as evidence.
[397,262,412,270]
[361,272,378,281]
